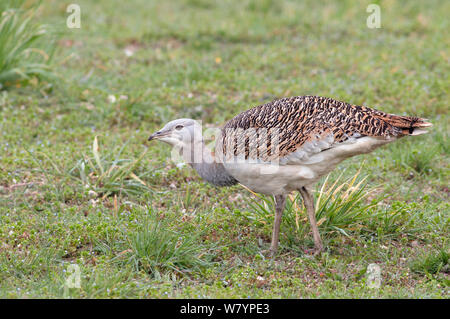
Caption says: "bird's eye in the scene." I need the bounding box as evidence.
[175,125,183,130]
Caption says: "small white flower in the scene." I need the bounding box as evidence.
[124,48,134,57]
[107,94,116,103]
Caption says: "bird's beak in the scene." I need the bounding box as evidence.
[147,133,157,141]
[147,130,169,141]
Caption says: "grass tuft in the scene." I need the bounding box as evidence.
[410,249,449,275]
[389,139,441,176]
[124,212,215,277]
[69,136,152,199]
[0,0,55,87]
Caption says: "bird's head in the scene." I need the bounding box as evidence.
[148,118,203,148]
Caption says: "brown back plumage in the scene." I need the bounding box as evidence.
[220,95,431,161]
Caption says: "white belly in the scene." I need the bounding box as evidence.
[224,162,319,195]
[223,136,393,195]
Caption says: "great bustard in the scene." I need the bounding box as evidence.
[148,95,432,255]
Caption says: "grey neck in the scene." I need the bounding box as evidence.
[183,140,238,187]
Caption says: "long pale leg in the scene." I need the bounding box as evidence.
[269,195,286,256]
[299,187,323,255]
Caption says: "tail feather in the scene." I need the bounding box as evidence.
[377,113,432,136]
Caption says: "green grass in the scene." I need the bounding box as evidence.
[124,211,216,277]
[68,136,152,198]
[410,250,449,275]
[0,0,448,298]
[0,0,55,87]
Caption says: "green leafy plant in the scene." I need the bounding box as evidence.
[124,212,215,277]
[0,0,55,87]
[410,249,449,275]
[69,136,152,198]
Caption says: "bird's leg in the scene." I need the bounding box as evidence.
[299,187,323,255]
[269,194,286,257]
